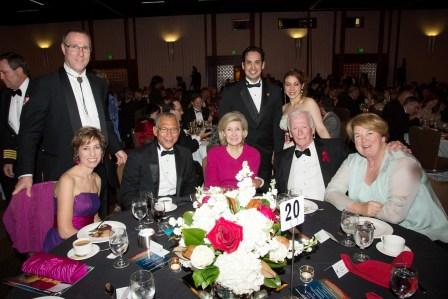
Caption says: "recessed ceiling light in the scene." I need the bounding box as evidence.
[142,0,165,4]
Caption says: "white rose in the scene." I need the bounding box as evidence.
[168,217,177,226]
[190,245,215,269]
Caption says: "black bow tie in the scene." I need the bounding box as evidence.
[161,150,175,156]
[11,89,22,97]
[246,81,261,88]
[295,148,311,158]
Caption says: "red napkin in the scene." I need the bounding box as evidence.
[21,252,88,284]
[366,292,383,299]
[341,251,414,288]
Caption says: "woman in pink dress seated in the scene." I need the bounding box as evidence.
[43,127,105,252]
[205,111,262,189]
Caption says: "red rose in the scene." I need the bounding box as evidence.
[322,149,330,163]
[207,217,243,253]
[202,195,210,204]
[257,204,276,221]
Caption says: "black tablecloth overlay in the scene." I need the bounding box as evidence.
[7,198,448,298]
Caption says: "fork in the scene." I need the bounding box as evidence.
[89,215,111,232]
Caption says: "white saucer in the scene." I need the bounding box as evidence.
[67,244,100,260]
[359,217,394,238]
[303,199,318,215]
[376,241,411,257]
[164,203,177,212]
[33,296,64,299]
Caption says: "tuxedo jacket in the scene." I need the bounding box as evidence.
[118,141,197,210]
[274,138,349,194]
[0,84,31,166]
[16,67,121,181]
[182,107,209,130]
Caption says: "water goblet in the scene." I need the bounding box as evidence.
[132,196,148,230]
[109,227,130,269]
[129,269,155,299]
[140,191,154,225]
[299,265,315,294]
[390,265,418,299]
[153,200,166,236]
[340,210,359,247]
[353,221,375,262]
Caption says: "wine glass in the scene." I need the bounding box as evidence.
[140,191,154,225]
[299,265,315,294]
[340,210,359,247]
[109,227,130,269]
[390,265,418,299]
[132,196,148,230]
[130,269,155,299]
[153,200,166,236]
[353,221,375,262]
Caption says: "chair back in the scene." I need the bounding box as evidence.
[429,178,448,215]
[408,126,441,171]
[2,181,56,253]
[334,108,351,140]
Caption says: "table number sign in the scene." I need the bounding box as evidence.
[279,195,305,231]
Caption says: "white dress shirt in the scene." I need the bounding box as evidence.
[247,80,262,112]
[287,141,326,201]
[64,64,101,129]
[8,78,29,134]
[194,109,204,121]
[157,145,177,197]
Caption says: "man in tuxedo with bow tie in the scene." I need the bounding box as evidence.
[220,46,283,190]
[274,109,348,200]
[0,52,31,201]
[119,112,197,210]
[182,93,209,130]
[13,30,126,216]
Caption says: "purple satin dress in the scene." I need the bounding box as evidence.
[43,193,100,252]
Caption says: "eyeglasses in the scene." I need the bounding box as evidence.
[64,43,91,53]
[157,127,180,134]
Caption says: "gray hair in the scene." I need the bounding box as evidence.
[287,109,315,131]
[155,112,179,127]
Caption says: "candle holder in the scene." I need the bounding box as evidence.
[169,256,182,273]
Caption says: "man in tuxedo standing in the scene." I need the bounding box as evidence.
[119,112,197,209]
[13,29,127,216]
[0,52,31,201]
[220,46,283,190]
[275,110,348,199]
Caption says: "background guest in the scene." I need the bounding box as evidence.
[133,103,160,148]
[319,98,341,138]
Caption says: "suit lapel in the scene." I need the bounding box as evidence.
[258,80,270,122]
[282,147,295,190]
[86,73,108,143]
[174,146,182,196]
[315,139,330,186]
[239,83,259,123]
[148,143,160,196]
[59,68,82,134]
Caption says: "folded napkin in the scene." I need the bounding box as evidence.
[366,292,383,299]
[21,252,88,284]
[341,251,414,288]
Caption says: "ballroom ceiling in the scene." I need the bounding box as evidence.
[3,0,447,25]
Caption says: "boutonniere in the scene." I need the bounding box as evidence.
[23,96,30,105]
[322,149,330,163]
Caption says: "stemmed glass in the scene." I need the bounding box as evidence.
[340,210,359,247]
[153,200,166,236]
[140,191,154,225]
[390,265,418,299]
[353,221,375,262]
[109,227,130,269]
[299,265,315,294]
[132,196,148,230]
[130,270,156,299]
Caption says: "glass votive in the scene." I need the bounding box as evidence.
[169,256,182,272]
[138,228,155,249]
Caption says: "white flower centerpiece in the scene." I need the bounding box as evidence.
[169,161,317,296]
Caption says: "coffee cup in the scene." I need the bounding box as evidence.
[138,228,155,248]
[73,238,92,256]
[158,197,173,210]
[381,235,405,256]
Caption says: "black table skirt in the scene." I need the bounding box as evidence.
[7,199,448,298]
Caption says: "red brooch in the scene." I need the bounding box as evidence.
[322,149,330,163]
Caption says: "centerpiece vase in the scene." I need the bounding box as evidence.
[212,283,254,299]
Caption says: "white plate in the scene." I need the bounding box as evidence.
[67,244,100,260]
[33,297,64,299]
[164,203,177,212]
[376,241,411,257]
[77,221,126,243]
[304,199,319,214]
[359,217,393,239]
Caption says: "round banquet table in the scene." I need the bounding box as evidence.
[7,198,448,298]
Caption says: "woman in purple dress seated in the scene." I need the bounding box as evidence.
[43,127,105,252]
[205,111,262,189]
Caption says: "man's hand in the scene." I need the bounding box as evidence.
[3,163,14,178]
[115,150,127,165]
[13,176,33,197]
[386,140,411,154]
[199,130,212,141]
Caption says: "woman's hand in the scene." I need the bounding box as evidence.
[386,141,411,154]
[350,201,383,217]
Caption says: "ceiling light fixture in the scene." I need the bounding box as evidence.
[28,0,45,6]
[141,0,165,4]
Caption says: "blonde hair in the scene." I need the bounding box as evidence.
[346,113,389,141]
[218,111,248,145]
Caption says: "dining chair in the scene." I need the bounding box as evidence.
[408,126,448,172]
[429,177,448,215]
[334,108,351,141]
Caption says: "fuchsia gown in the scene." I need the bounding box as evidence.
[43,193,100,252]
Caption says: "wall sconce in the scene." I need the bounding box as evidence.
[36,39,53,68]
[422,25,443,55]
[162,33,180,60]
[287,29,307,58]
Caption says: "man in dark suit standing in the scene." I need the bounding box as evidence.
[0,52,31,201]
[220,46,283,190]
[275,110,348,199]
[13,30,127,216]
[119,112,197,209]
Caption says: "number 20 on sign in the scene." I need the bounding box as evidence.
[279,195,305,231]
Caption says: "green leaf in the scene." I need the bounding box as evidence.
[192,266,219,289]
[182,228,206,246]
[264,275,281,288]
[262,257,287,269]
[183,211,194,226]
[261,199,271,207]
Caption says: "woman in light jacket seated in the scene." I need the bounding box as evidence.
[205,111,262,189]
[325,113,448,242]
[43,127,105,251]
